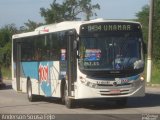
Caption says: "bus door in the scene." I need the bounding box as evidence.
[16,43,22,91]
[66,30,77,97]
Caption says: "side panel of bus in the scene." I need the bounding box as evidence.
[12,29,77,99]
[20,61,61,97]
[12,41,22,92]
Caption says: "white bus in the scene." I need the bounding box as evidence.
[12,19,146,108]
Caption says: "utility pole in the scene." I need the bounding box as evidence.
[147,0,154,83]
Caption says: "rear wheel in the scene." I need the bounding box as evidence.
[27,80,35,102]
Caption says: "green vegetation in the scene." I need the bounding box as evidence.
[151,64,160,84]
[40,0,100,23]
[1,66,11,80]
[0,0,159,83]
[136,0,160,83]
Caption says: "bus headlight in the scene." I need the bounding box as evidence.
[140,76,145,81]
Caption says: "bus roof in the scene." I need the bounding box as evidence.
[12,18,141,39]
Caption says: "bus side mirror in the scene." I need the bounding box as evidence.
[143,42,147,54]
[73,40,77,50]
[73,40,80,59]
[68,30,78,49]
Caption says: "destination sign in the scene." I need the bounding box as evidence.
[80,22,141,34]
[88,24,131,31]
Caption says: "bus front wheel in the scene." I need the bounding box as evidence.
[63,85,75,108]
[27,80,35,102]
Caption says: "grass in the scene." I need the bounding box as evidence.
[1,66,11,80]
[151,64,160,84]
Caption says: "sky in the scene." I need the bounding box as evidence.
[0,0,149,28]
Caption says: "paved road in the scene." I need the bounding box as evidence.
[0,81,160,120]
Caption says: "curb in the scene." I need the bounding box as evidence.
[146,83,160,87]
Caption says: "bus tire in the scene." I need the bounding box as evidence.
[63,84,75,109]
[61,80,66,104]
[27,80,35,102]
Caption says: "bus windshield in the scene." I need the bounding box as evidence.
[78,32,144,72]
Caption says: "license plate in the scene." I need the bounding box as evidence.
[110,90,121,94]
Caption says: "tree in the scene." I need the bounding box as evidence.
[24,20,43,31]
[136,5,149,43]
[0,24,18,67]
[136,0,160,68]
[153,0,160,62]
[40,0,100,24]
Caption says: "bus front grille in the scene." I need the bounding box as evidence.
[98,89,130,96]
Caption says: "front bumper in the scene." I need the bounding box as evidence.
[76,80,145,99]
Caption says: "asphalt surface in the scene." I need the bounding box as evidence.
[0,80,160,120]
